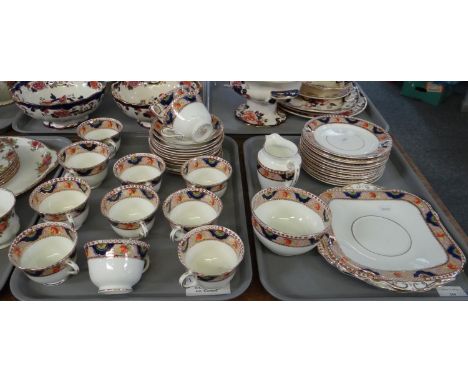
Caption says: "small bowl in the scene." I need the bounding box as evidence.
[84,239,150,294]
[8,81,106,129]
[251,187,332,256]
[181,156,232,197]
[8,222,79,285]
[162,187,223,241]
[113,153,166,192]
[29,177,91,229]
[58,141,112,189]
[77,117,123,156]
[111,81,201,128]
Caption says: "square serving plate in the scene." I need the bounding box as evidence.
[318,189,466,292]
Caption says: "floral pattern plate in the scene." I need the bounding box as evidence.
[317,188,466,292]
[1,137,58,196]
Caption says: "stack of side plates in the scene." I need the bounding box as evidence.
[278,82,367,119]
[0,139,20,186]
[300,116,392,186]
[149,115,224,174]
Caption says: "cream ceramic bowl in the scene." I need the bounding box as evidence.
[251,187,332,256]
[9,81,106,129]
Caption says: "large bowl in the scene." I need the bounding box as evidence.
[8,81,106,129]
[251,187,332,256]
[111,81,201,128]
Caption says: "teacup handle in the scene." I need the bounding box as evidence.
[65,169,79,178]
[179,271,197,288]
[103,138,117,157]
[161,127,185,140]
[65,213,76,230]
[170,226,185,242]
[286,161,301,187]
[142,256,150,273]
[149,103,164,121]
[65,259,80,275]
[139,221,149,239]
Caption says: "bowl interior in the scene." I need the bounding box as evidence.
[113,81,182,105]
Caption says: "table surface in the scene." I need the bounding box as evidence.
[1,123,466,301]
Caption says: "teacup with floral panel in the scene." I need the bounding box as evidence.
[101,184,159,239]
[8,222,79,285]
[163,188,223,242]
[181,156,232,198]
[0,188,20,249]
[58,140,111,189]
[29,177,91,230]
[77,117,123,157]
[84,239,150,294]
[113,153,166,192]
[151,90,213,143]
[178,225,244,289]
[251,187,332,256]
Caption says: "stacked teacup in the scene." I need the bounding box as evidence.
[149,89,224,173]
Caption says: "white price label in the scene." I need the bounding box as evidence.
[185,284,231,297]
[436,286,467,297]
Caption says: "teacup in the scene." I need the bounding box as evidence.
[77,117,123,157]
[163,188,223,242]
[181,156,232,198]
[251,187,332,256]
[8,222,79,285]
[113,153,166,192]
[178,225,244,289]
[58,140,111,189]
[101,184,159,239]
[29,177,91,230]
[151,90,213,143]
[84,239,150,294]
[0,188,20,249]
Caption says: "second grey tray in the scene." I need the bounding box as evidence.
[11,92,152,135]
[208,81,390,135]
[0,103,20,133]
[0,135,70,291]
[244,136,468,300]
[10,134,252,300]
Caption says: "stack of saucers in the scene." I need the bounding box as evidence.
[149,116,224,174]
[300,116,392,186]
[279,81,368,118]
[0,139,20,186]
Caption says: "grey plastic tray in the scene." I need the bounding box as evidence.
[0,103,20,133]
[10,134,252,300]
[208,81,390,135]
[12,92,154,135]
[243,135,468,300]
[0,136,70,291]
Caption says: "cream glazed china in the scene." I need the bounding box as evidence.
[77,117,123,157]
[151,90,213,143]
[101,184,159,239]
[8,81,105,129]
[111,81,201,128]
[317,187,466,292]
[163,188,223,242]
[84,239,150,294]
[181,156,232,197]
[113,153,166,192]
[1,137,58,196]
[230,81,301,126]
[29,177,91,230]
[251,187,332,256]
[178,225,244,289]
[58,140,111,189]
[8,222,79,286]
[0,188,20,249]
[257,134,301,189]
